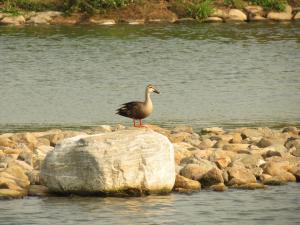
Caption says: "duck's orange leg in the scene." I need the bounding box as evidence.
[139,120,147,128]
[133,119,137,127]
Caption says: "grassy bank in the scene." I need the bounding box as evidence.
[1,0,298,18]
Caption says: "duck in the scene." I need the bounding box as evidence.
[116,84,160,127]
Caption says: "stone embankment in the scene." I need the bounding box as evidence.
[0,124,299,199]
[0,4,300,26]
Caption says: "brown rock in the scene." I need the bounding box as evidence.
[209,183,228,192]
[200,168,224,187]
[294,12,300,20]
[202,127,225,135]
[257,138,273,148]
[0,137,16,148]
[232,183,266,190]
[226,9,247,22]
[199,138,216,149]
[211,8,229,19]
[240,128,262,139]
[18,146,33,166]
[245,5,265,16]
[262,160,296,182]
[204,17,223,22]
[173,126,193,134]
[191,149,213,160]
[213,140,227,148]
[0,15,25,25]
[282,127,299,135]
[267,5,292,21]
[180,160,216,181]
[40,132,64,147]
[174,174,201,191]
[3,148,21,155]
[0,177,23,191]
[223,144,250,152]
[291,148,300,157]
[0,189,24,199]
[233,154,264,169]
[215,157,231,169]
[227,165,257,186]
[28,185,49,197]
[37,137,51,146]
[2,165,30,189]
[250,15,267,21]
[285,138,300,150]
[230,133,242,144]
[8,159,33,172]
[51,14,83,25]
[262,150,282,159]
[262,177,287,185]
[26,170,41,185]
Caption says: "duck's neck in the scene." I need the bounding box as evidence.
[144,90,152,106]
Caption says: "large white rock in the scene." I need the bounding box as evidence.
[41,130,175,195]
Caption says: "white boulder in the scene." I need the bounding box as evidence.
[41,130,175,195]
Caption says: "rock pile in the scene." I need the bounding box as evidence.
[0,124,299,199]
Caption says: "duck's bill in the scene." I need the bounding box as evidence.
[154,89,160,94]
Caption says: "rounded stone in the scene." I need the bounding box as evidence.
[41,130,175,196]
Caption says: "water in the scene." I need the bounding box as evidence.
[1,24,300,224]
[0,183,299,225]
[1,23,300,132]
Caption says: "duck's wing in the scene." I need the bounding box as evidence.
[116,101,143,119]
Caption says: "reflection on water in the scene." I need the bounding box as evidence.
[0,23,300,132]
[0,184,299,225]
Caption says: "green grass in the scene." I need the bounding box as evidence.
[249,0,287,11]
[0,0,288,15]
[224,0,245,9]
[0,0,134,14]
[187,0,213,21]
[63,0,133,14]
[0,1,21,15]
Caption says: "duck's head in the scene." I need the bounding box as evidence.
[147,84,160,94]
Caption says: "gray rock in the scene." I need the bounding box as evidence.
[41,130,175,195]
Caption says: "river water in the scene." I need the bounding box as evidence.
[1,23,300,224]
[0,183,299,225]
[0,23,300,132]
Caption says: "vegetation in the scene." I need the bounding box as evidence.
[187,0,213,21]
[0,0,134,14]
[64,0,134,14]
[169,0,214,21]
[249,0,287,11]
[224,0,245,9]
[0,0,289,16]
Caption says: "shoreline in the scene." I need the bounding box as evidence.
[0,124,299,199]
[1,3,300,26]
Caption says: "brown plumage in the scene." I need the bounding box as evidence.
[116,84,160,127]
